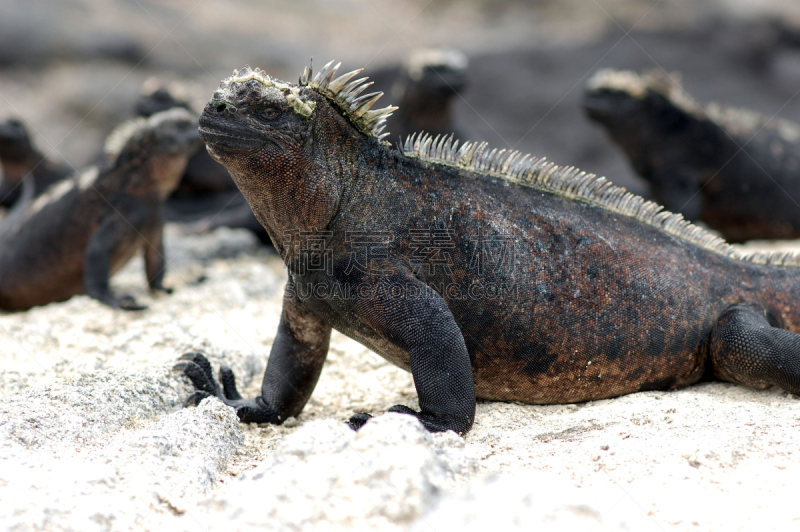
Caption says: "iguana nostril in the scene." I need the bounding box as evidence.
[215,102,226,113]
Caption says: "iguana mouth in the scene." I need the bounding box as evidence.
[581,93,618,118]
[197,125,266,151]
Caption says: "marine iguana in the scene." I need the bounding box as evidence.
[584,69,800,242]
[135,81,237,198]
[176,61,800,435]
[183,50,468,247]
[0,108,199,311]
[135,80,271,245]
[0,118,72,207]
[388,48,468,140]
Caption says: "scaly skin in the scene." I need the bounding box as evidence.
[0,108,200,311]
[584,69,800,243]
[176,64,800,435]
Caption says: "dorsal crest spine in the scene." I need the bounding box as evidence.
[402,132,800,268]
[104,117,148,159]
[301,60,398,142]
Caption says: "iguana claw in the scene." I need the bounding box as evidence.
[173,351,277,423]
[174,351,240,399]
[346,412,373,431]
[118,294,148,311]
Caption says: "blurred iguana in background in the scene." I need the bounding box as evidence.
[585,69,800,242]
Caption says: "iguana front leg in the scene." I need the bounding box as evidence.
[142,222,172,294]
[175,286,331,423]
[84,212,148,310]
[349,275,476,435]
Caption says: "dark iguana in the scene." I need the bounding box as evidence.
[388,48,468,140]
[0,108,199,311]
[184,50,468,248]
[0,118,72,207]
[176,62,800,435]
[136,80,271,245]
[135,81,237,198]
[584,69,800,243]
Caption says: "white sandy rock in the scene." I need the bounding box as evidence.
[0,398,243,531]
[410,472,630,532]
[0,366,190,453]
[183,413,478,532]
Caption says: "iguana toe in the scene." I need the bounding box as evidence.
[180,351,213,374]
[175,352,220,396]
[173,352,280,424]
[346,413,373,431]
[388,405,468,434]
[219,365,243,400]
[118,294,148,311]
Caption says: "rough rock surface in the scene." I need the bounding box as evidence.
[183,414,478,532]
[1,225,800,531]
[410,473,631,532]
[1,398,243,531]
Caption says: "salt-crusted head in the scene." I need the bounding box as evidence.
[200,62,396,154]
[197,61,397,247]
[583,69,708,177]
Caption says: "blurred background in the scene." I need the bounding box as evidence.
[1,0,800,196]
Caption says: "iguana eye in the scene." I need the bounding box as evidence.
[263,108,277,119]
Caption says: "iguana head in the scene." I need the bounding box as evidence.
[583,69,705,176]
[0,118,41,188]
[199,62,396,153]
[135,79,192,118]
[397,48,468,95]
[391,48,468,138]
[0,118,35,163]
[197,62,397,245]
[105,107,201,198]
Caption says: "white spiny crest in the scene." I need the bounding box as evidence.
[587,68,701,116]
[402,132,800,268]
[104,117,148,159]
[301,60,398,142]
[705,102,800,143]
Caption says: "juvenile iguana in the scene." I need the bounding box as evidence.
[135,81,238,198]
[136,81,271,245]
[584,69,800,242]
[0,108,199,311]
[176,62,800,435]
[0,118,71,207]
